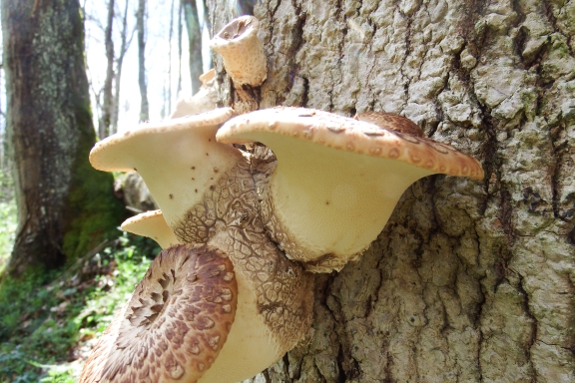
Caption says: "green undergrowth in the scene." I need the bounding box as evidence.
[0,233,158,382]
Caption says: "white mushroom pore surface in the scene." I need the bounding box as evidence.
[209,15,267,87]
[217,107,485,272]
[85,107,314,383]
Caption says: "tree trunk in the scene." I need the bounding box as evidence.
[1,0,124,277]
[182,0,203,94]
[177,0,183,94]
[111,0,131,134]
[206,0,575,381]
[98,0,115,139]
[167,0,176,114]
[136,0,149,122]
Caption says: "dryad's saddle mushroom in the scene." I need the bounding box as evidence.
[81,16,484,383]
[217,107,483,272]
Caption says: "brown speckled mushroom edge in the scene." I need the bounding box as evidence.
[90,107,235,173]
[217,107,484,180]
[79,244,237,383]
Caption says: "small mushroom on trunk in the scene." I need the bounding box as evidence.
[209,16,267,87]
[217,107,484,272]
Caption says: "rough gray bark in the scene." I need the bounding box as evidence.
[1,0,124,277]
[182,0,203,94]
[206,0,575,381]
[98,0,115,139]
[136,0,149,122]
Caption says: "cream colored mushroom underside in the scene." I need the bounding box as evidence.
[258,133,434,262]
[121,210,181,249]
[96,125,243,231]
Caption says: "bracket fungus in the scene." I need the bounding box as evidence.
[82,15,484,383]
[84,107,314,383]
[209,16,267,87]
[217,107,484,272]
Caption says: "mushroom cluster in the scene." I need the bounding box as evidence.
[81,15,483,383]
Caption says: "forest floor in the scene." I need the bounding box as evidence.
[0,196,159,382]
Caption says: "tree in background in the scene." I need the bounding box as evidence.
[205,0,575,381]
[98,0,115,139]
[1,0,124,277]
[182,0,203,94]
[111,0,132,134]
[136,0,149,122]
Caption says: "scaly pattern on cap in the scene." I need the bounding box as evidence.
[80,244,237,383]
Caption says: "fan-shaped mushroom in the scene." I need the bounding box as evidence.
[217,107,484,272]
[90,107,240,230]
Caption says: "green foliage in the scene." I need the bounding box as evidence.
[0,233,158,382]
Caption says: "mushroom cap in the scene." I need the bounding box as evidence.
[217,107,484,271]
[209,16,267,86]
[218,107,483,179]
[121,210,181,249]
[80,244,237,383]
[90,108,243,230]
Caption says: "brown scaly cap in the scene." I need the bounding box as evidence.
[80,244,237,383]
[217,107,484,180]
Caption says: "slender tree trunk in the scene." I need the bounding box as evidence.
[177,0,183,94]
[136,0,149,122]
[182,0,202,94]
[98,0,115,140]
[202,0,212,69]
[167,0,175,113]
[205,0,575,381]
[1,0,124,278]
[111,0,130,133]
